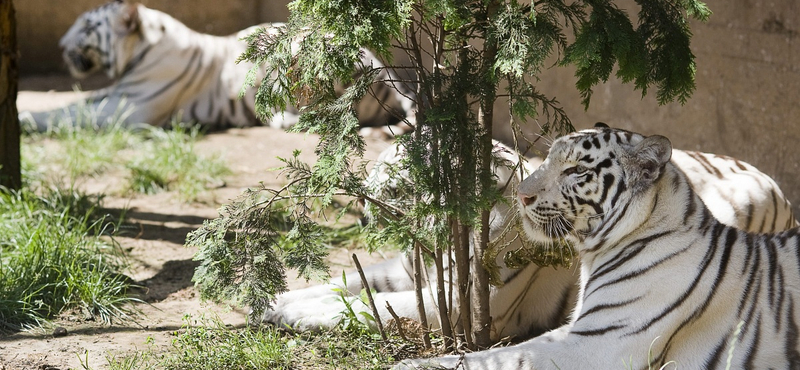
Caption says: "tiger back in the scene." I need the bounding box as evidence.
[396,127,800,369]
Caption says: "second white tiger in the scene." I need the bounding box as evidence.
[20,0,415,134]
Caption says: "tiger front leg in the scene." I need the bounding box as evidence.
[393,326,585,370]
[393,346,552,370]
[257,255,430,331]
[18,93,134,132]
[259,288,441,333]
[259,286,365,332]
[19,110,50,132]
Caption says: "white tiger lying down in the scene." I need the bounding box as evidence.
[396,126,800,369]
[261,130,797,345]
[20,0,415,134]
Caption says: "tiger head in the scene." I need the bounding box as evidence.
[59,0,164,79]
[517,125,672,246]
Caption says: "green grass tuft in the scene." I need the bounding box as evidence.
[0,186,139,331]
[162,315,294,370]
[22,109,139,181]
[22,108,229,202]
[79,314,410,370]
[124,123,229,201]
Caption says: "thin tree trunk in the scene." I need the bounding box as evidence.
[409,20,432,348]
[471,0,501,348]
[471,187,493,349]
[454,221,473,349]
[352,254,387,341]
[428,14,454,352]
[0,0,19,190]
[413,242,431,349]
[447,238,454,331]
[434,243,454,350]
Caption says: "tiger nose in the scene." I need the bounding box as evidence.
[519,193,537,207]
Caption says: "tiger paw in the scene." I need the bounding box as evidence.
[254,292,357,332]
[393,356,462,370]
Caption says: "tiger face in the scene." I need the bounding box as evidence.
[59,1,161,79]
[517,128,672,245]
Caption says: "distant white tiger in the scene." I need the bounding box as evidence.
[20,0,415,134]
[261,130,797,344]
[396,126,800,369]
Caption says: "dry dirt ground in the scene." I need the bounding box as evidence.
[1,76,397,370]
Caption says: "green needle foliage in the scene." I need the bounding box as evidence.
[188,153,366,318]
[191,0,711,347]
[563,0,711,108]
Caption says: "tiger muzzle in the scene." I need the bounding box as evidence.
[65,50,95,75]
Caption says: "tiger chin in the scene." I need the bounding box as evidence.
[396,126,800,369]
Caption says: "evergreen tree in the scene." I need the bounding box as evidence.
[188,0,710,350]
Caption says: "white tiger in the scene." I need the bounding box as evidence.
[396,126,800,369]
[20,0,415,134]
[261,127,797,345]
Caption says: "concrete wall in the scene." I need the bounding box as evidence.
[17,0,800,212]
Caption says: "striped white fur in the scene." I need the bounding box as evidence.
[261,135,797,348]
[397,127,800,369]
[20,1,415,134]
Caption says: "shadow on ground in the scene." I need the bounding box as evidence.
[138,259,201,302]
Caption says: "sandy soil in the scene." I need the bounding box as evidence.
[1,79,397,370]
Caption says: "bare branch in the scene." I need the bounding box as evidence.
[352,253,387,341]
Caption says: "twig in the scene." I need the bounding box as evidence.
[352,253,387,341]
[385,301,409,342]
[253,174,441,259]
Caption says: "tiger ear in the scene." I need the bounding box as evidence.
[117,3,163,44]
[114,3,140,36]
[630,135,672,187]
[594,122,610,129]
